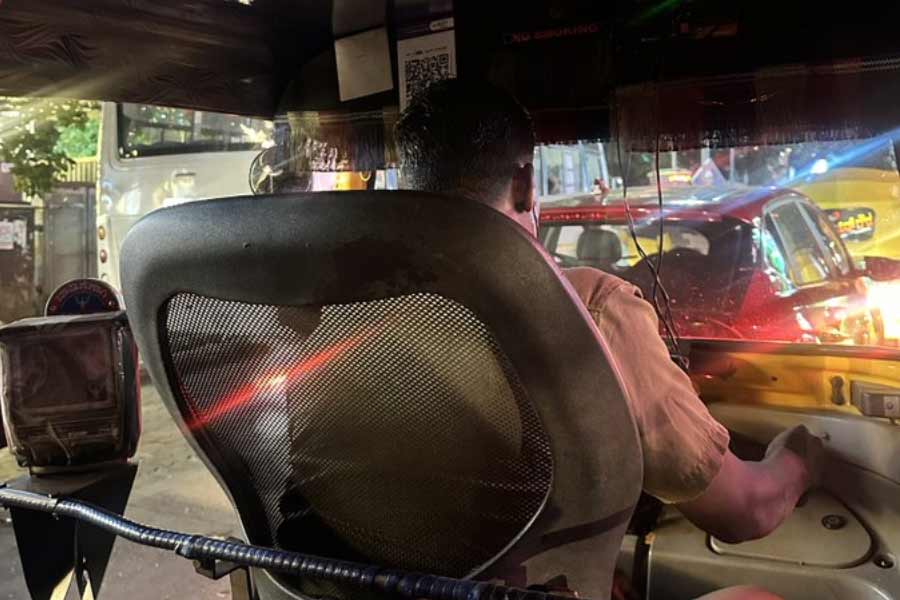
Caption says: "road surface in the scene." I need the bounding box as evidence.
[0,384,242,599]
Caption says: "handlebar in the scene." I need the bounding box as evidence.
[0,487,578,600]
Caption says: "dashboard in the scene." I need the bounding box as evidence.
[620,403,900,599]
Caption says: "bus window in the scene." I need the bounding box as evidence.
[117,103,272,158]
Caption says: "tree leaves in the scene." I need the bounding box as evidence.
[0,98,100,197]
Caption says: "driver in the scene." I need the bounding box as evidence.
[395,78,823,600]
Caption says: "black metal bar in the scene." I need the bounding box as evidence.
[0,488,578,600]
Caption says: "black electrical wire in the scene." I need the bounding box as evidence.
[651,131,684,367]
[612,103,684,369]
[0,488,576,600]
[648,69,684,363]
[606,17,684,368]
[651,132,664,314]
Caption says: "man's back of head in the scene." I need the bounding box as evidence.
[395,78,536,209]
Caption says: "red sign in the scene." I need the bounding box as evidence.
[45,278,122,316]
[504,22,601,45]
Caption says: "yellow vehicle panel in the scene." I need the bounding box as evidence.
[333,171,372,190]
[796,167,900,259]
[690,341,900,412]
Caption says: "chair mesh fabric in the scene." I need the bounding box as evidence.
[163,291,553,577]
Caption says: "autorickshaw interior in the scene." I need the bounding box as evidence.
[1,2,900,600]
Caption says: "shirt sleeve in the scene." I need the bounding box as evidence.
[589,284,730,504]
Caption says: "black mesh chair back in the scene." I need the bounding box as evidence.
[121,192,643,599]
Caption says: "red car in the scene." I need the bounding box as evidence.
[539,186,880,344]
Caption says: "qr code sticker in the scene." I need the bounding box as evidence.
[404,53,451,103]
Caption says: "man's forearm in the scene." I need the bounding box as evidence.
[676,449,810,543]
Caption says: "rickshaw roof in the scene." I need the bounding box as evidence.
[2,1,900,147]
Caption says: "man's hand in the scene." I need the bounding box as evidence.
[764,425,825,489]
[677,427,826,544]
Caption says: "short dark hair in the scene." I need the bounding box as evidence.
[395,78,535,203]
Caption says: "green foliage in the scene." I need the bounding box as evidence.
[0,98,100,197]
[56,117,100,159]
[1,121,72,197]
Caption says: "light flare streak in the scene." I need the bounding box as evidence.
[187,329,372,430]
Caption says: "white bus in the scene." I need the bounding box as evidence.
[95,102,272,290]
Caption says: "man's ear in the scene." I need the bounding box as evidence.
[512,162,536,213]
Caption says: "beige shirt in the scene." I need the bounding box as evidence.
[564,267,730,504]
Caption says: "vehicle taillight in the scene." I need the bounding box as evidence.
[793,310,819,343]
[735,271,806,342]
[867,280,900,342]
[738,270,777,318]
[796,302,872,345]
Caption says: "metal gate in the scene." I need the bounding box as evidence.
[42,184,96,299]
[0,204,38,324]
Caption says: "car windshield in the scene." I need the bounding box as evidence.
[1,98,898,351]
